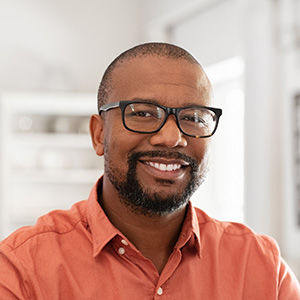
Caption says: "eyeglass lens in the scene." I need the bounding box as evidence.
[124,103,216,136]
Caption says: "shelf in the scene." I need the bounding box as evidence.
[10,133,93,148]
[0,92,102,239]
[1,92,96,115]
[11,169,103,184]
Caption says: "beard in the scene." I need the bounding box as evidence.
[105,149,207,216]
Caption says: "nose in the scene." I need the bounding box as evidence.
[149,116,188,148]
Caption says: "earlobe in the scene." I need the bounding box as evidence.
[89,114,105,156]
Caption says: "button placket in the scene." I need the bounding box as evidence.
[118,247,125,255]
[117,238,129,256]
[121,239,128,246]
[157,287,163,295]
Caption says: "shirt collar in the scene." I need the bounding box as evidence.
[87,178,202,258]
[175,202,202,257]
[86,178,121,257]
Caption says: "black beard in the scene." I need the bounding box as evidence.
[105,150,206,216]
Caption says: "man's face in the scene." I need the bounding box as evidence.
[94,56,212,216]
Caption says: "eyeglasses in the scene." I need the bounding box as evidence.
[99,100,222,138]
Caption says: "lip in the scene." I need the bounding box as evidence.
[138,158,189,181]
[139,157,189,166]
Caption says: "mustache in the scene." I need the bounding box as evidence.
[128,150,198,168]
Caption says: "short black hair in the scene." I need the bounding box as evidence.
[97,42,201,111]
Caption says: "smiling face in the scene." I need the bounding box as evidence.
[91,55,212,216]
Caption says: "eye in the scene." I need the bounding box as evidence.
[129,110,154,118]
[181,114,205,123]
[138,111,151,117]
[125,103,164,122]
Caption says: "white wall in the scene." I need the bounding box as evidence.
[142,0,212,26]
[244,0,300,276]
[141,0,217,41]
[0,0,142,92]
[243,0,283,240]
[279,0,300,276]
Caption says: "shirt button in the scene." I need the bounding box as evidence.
[118,247,125,255]
[121,239,128,246]
[157,287,163,295]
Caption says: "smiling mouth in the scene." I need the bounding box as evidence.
[138,158,189,179]
[145,161,182,172]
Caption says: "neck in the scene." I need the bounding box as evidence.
[100,176,188,273]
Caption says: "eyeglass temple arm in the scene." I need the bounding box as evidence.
[98,101,121,113]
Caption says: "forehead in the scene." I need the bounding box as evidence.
[109,56,211,107]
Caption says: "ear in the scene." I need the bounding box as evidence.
[89,114,105,156]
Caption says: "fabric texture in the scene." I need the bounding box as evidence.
[0,179,300,299]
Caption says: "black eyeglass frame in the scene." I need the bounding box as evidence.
[99,100,222,138]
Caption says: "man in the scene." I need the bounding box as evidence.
[0,42,299,299]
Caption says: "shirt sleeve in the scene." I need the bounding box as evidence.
[0,250,31,299]
[278,257,300,300]
[262,235,300,299]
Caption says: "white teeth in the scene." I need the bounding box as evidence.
[166,165,173,171]
[159,163,167,171]
[147,161,181,171]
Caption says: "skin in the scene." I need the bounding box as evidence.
[90,56,212,274]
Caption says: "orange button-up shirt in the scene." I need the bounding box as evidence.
[0,180,300,299]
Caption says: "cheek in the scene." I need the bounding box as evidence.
[190,140,210,171]
[191,139,210,158]
[103,115,126,153]
[200,143,211,172]
[103,124,144,165]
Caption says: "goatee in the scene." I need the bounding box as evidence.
[105,150,207,216]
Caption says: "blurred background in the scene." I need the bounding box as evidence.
[0,0,299,279]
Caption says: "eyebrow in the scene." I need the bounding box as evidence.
[129,97,202,108]
[129,98,160,105]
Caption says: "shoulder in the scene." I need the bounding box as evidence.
[193,207,280,261]
[0,200,90,298]
[0,200,88,254]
